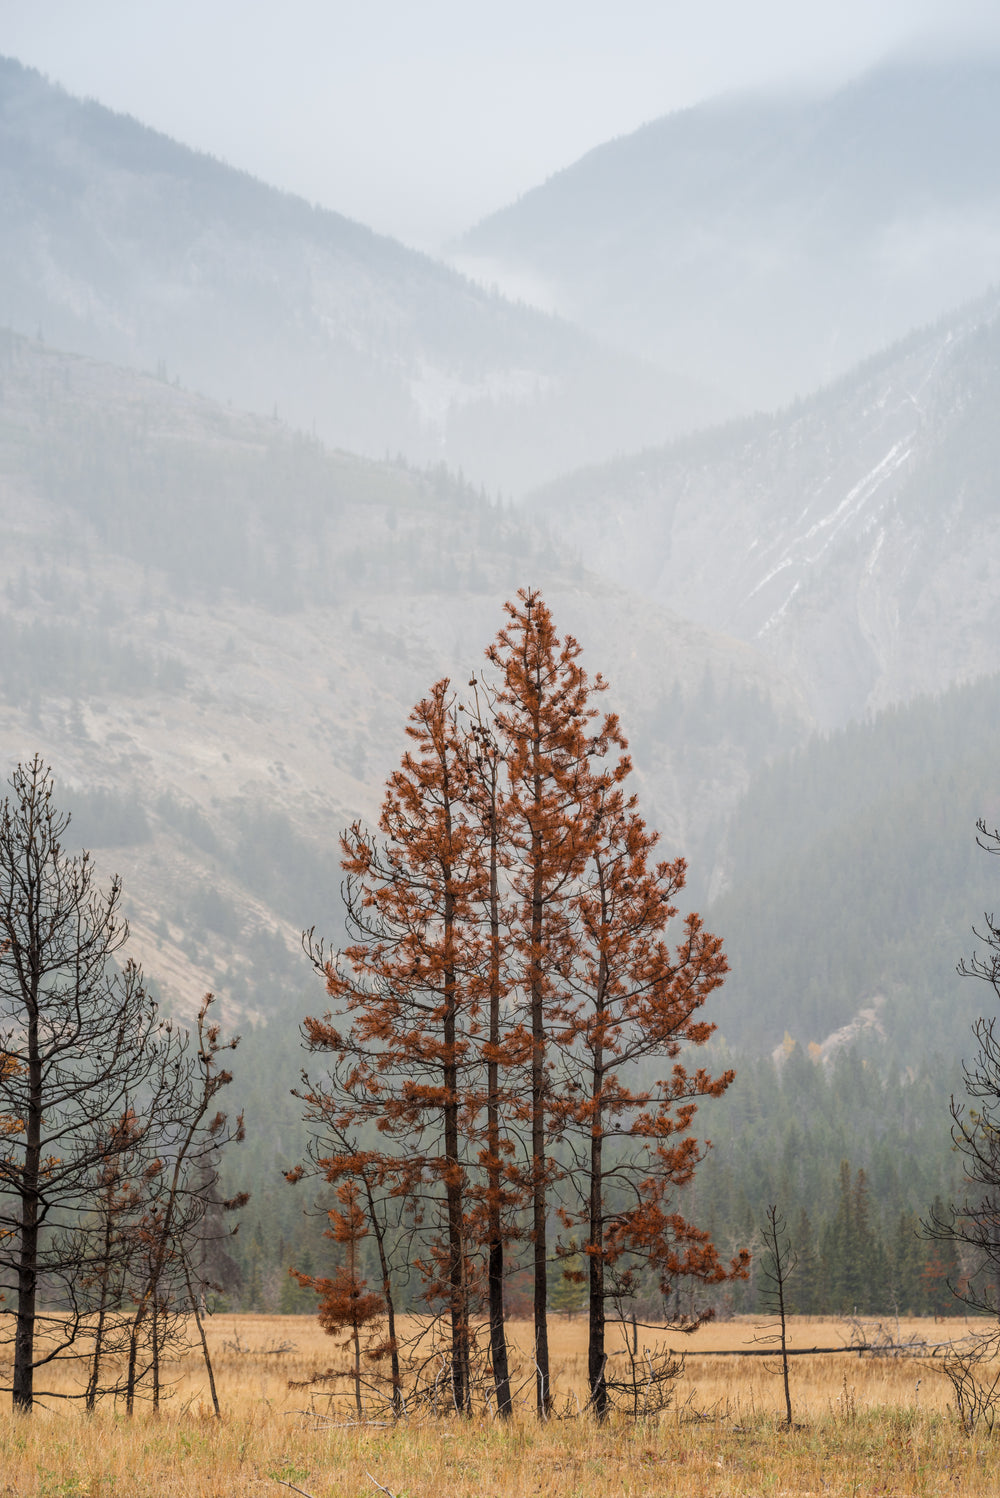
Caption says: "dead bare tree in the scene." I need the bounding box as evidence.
[938,1329,1000,1433]
[0,758,182,1412]
[600,1277,685,1420]
[124,997,247,1416]
[924,823,1000,1316]
[82,1111,157,1410]
[755,1204,796,1426]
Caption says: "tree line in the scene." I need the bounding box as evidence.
[733,1168,960,1320]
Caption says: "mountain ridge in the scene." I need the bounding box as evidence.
[0,55,725,495]
[456,53,1000,411]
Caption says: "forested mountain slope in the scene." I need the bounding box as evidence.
[0,56,721,495]
[0,331,805,1023]
[458,55,1000,411]
[707,673,1000,1061]
[533,289,1000,726]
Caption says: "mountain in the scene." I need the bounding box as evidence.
[0,330,807,1022]
[0,56,726,497]
[1,55,990,1321]
[531,287,1000,727]
[456,55,1000,412]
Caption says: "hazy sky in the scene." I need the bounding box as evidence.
[3,0,998,249]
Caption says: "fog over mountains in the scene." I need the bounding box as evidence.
[0,56,721,496]
[1,47,998,1073]
[457,56,1000,412]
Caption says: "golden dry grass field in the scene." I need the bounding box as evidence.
[1,1313,999,1497]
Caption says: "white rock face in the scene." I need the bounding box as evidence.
[535,291,1000,726]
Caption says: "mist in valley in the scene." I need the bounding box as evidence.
[1,1,1000,1317]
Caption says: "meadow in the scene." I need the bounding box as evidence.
[1,1314,998,1497]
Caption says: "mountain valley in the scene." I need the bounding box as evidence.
[1,44,999,1316]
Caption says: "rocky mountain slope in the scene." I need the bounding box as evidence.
[0,331,807,1024]
[457,55,1000,412]
[532,288,1000,727]
[0,56,723,496]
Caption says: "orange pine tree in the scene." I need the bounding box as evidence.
[291,1179,385,1420]
[554,772,748,1417]
[304,682,487,1414]
[287,1110,407,1413]
[487,588,628,1417]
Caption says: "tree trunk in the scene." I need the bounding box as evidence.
[125,1310,142,1413]
[13,1014,42,1413]
[359,1166,402,1414]
[442,827,471,1416]
[86,1173,121,1412]
[348,1236,363,1420]
[151,1299,161,1412]
[184,1257,221,1418]
[485,773,513,1417]
[85,1271,110,1412]
[443,1055,470,1414]
[588,1059,607,1420]
[12,1206,37,1413]
[530,769,550,1419]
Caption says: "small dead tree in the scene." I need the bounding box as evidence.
[82,1111,156,1410]
[938,1329,1000,1434]
[916,819,1000,1430]
[924,823,1000,1316]
[755,1204,796,1426]
[125,998,247,1416]
[287,1097,407,1416]
[602,1276,685,1419]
